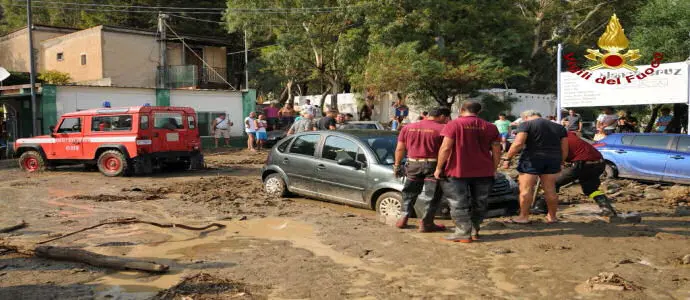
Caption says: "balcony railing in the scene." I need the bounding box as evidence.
[157,65,228,89]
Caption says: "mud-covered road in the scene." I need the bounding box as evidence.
[0,149,689,299]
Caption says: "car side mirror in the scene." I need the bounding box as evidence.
[336,157,358,168]
[49,125,56,136]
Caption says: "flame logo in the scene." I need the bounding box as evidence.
[585,14,640,71]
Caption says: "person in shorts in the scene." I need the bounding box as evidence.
[494,113,511,152]
[212,113,233,148]
[244,112,257,152]
[255,114,268,151]
[502,110,568,224]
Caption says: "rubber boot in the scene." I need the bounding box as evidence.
[593,194,617,216]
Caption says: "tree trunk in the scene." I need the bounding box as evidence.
[644,104,663,133]
[318,86,332,113]
[666,103,688,134]
[328,76,339,112]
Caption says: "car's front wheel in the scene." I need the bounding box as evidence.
[375,191,403,219]
[264,173,287,197]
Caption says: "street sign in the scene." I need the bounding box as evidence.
[559,61,689,108]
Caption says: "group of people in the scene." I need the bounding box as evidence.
[211,112,269,151]
[394,101,617,243]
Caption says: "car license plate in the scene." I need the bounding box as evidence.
[166,133,179,142]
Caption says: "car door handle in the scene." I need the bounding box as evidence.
[316,164,326,170]
[614,149,627,154]
[670,155,684,160]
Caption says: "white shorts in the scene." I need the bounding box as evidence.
[214,128,230,138]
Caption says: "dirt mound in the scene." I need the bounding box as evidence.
[662,186,690,206]
[72,193,161,202]
[161,176,295,217]
[204,150,267,167]
[154,273,262,300]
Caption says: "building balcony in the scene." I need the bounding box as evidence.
[157,65,229,89]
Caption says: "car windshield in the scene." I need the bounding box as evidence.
[359,135,397,165]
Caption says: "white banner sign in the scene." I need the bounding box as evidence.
[560,61,689,108]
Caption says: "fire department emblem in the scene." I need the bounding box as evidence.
[585,14,640,71]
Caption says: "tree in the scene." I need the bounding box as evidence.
[354,1,527,108]
[631,0,690,133]
[225,0,360,111]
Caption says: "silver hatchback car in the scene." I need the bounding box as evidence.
[261,130,518,218]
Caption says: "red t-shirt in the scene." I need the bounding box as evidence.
[441,116,500,178]
[566,131,603,162]
[397,120,445,158]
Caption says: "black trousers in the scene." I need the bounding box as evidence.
[556,161,605,196]
[401,161,442,224]
[440,177,494,236]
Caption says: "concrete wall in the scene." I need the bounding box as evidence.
[0,28,70,73]
[55,86,155,116]
[101,31,159,88]
[41,27,103,83]
[170,89,243,136]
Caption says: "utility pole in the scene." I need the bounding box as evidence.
[157,13,168,88]
[556,43,563,123]
[244,29,249,90]
[27,0,38,136]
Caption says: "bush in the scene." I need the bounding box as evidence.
[37,70,71,85]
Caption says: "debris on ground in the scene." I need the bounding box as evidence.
[490,248,513,255]
[603,212,642,224]
[681,254,690,265]
[72,193,161,202]
[663,186,690,207]
[154,273,261,300]
[585,272,643,292]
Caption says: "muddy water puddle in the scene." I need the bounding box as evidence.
[86,217,397,299]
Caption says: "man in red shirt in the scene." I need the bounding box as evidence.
[532,131,617,216]
[394,107,451,232]
[435,101,502,243]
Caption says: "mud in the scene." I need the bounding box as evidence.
[0,149,689,299]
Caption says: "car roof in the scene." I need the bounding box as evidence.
[295,130,396,138]
[606,133,688,137]
[347,121,379,124]
[62,106,195,117]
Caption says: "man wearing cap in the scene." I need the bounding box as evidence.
[394,107,451,232]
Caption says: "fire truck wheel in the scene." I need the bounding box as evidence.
[19,151,45,173]
[97,150,128,177]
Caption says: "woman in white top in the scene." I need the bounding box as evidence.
[245,112,257,151]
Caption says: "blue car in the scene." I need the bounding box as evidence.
[594,133,690,184]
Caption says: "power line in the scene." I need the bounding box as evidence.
[6,4,221,14]
[167,14,305,27]
[22,0,224,10]
[10,0,351,13]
